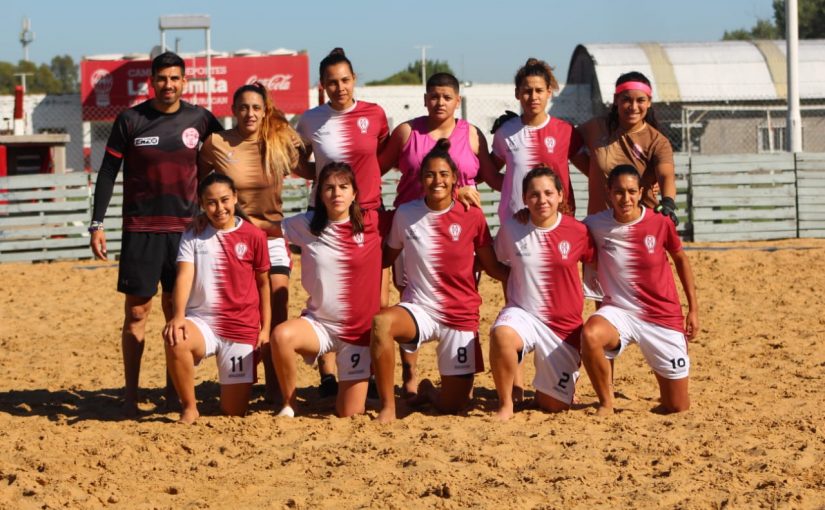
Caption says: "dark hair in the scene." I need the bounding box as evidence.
[607,164,642,189]
[522,165,563,199]
[608,71,659,134]
[196,172,251,228]
[151,51,185,77]
[420,138,458,181]
[319,47,354,82]
[310,162,364,236]
[426,72,460,93]
[232,82,302,181]
[514,58,559,92]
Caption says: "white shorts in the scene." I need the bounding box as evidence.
[492,306,580,404]
[268,237,292,274]
[582,262,604,301]
[300,315,371,382]
[189,316,255,385]
[398,302,483,377]
[594,305,690,379]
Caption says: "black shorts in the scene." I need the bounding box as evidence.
[117,231,182,297]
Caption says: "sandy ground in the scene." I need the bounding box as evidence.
[0,239,824,509]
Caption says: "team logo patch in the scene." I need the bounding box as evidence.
[449,223,462,242]
[134,136,159,147]
[235,242,249,260]
[357,117,369,134]
[544,136,556,153]
[182,127,200,149]
[644,235,656,254]
[558,240,571,260]
[353,232,364,247]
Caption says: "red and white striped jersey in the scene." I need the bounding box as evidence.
[495,214,595,346]
[297,100,389,211]
[177,218,270,346]
[492,115,582,220]
[387,200,492,331]
[283,211,382,346]
[584,207,685,333]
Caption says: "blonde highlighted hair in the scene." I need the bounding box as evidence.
[232,82,303,182]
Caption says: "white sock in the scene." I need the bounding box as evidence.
[277,406,295,418]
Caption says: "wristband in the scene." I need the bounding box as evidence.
[88,221,104,233]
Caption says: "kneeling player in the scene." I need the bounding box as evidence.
[371,140,508,423]
[581,165,698,415]
[490,166,595,420]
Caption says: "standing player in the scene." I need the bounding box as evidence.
[491,58,587,223]
[577,71,677,221]
[163,173,270,424]
[198,82,302,404]
[378,71,500,398]
[296,47,389,397]
[89,52,222,416]
[271,163,381,418]
[371,140,509,423]
[490,166,594,421]
[581,165,698,416]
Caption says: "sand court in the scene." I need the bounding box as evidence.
[0,239,823,508]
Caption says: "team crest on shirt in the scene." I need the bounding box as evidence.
[234,242,249,260]
[353,232,364,247]
[558,240,571,260]
[544,136,557,153]
[449,223,462,242]
[357,117,369,134]
[182,127,200,149]
[644,235,656,254]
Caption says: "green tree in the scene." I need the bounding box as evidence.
[0,61,15,94]
[723,0,825,40]
[50,55,78,93]
[366,60,456,86]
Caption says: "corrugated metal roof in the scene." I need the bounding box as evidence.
[580,40,825,103]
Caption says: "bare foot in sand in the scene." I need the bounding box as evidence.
[178,408,199,424]
[495,403,514,421]
[595,405,614,417]
[376,407,396,423]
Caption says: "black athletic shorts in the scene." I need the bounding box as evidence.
[117,231,182,297]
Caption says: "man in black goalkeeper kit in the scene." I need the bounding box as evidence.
[89,51,222,417]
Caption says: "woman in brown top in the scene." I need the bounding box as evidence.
[198,82,302,404]
[577,71,678,224]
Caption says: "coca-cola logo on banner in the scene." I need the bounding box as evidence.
[246,74,293,91]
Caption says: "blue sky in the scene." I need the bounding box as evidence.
[2,0,774,83]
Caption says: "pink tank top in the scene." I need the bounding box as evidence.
[394,117,480,207]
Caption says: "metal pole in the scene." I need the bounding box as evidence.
[161,29,166,52]
[206,28,212,111]
[414,45,431,90]
[786,0,802,152]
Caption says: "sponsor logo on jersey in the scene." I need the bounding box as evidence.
[235,242,249,260]
[602,238,617,254]
[644,235,656,254]
[182,127,200,149]
[353,232,364,247]
[134,136,159,147]
[357,117,369,134]
[405,224,420,240]
[544,136,556,153]
[558,240,571,260]
[515,238,530,257]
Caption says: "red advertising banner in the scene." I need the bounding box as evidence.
[80,54,309,120]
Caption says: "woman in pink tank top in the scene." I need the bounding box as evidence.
[379,72,499,398]
[380,73,499,209]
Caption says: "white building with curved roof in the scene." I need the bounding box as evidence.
[560,40,825,154]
